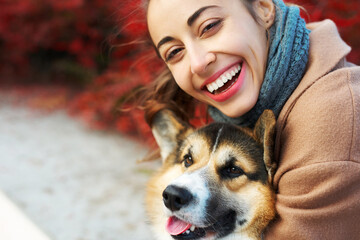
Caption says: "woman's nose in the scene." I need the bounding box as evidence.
[188,45,215,75]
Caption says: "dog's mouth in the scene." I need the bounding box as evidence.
[167,211,237,240]
[166,216,208,239]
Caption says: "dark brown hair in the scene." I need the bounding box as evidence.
[136,68,196,125]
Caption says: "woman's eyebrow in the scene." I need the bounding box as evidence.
[187,5,218,27]
[157,36,174,50]
[156,5,219,50]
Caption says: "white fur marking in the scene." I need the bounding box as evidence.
[169,169,210,226]
[212,126,224,155]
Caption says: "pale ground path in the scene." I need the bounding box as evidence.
[0,96,159,240]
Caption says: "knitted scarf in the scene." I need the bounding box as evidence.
[208,0,310,127]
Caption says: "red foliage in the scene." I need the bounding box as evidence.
[298,0,360,63]
[1,0,359,144]
[0,0,124,82]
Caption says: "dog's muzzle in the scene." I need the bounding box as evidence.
[163,185,193,212]
[162,185,238,239]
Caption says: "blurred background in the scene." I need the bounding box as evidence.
[0,0,359,240]
[0,0,359,142]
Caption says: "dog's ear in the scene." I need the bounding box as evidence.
[151,110,192,163]
[253,110,276,182]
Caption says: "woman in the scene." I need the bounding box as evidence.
[140,0,360,239]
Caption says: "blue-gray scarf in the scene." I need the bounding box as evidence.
[208,0,310,127]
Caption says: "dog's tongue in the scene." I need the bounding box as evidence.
[166,216,191,235]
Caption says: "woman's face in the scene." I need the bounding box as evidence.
[147,0,274,118]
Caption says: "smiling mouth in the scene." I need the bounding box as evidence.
[167,211,237,240]
[203,63,242,95]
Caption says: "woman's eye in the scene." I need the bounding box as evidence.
[165,48,183,62]
[183,154,193,168]
[200,19,222,37]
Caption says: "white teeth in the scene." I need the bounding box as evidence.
[185,230,190,234]
[207,84,214,93]
[190,225,196,231]
[216,79,224,88]
[209,82,217,91]
[211,82,218,90]
[205,63,242,93]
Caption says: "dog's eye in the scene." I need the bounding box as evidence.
[222,166,244,179]
[183,154,193,168]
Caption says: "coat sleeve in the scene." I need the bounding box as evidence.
[264,68,360,239]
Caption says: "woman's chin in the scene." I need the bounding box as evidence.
[214,104,255,119]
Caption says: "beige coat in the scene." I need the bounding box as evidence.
[264,20,360,239]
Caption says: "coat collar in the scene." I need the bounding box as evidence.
[275,19,351,160]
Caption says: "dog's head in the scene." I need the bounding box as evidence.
[146,110,276,240]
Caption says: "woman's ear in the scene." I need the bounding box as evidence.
[254,0,275,28]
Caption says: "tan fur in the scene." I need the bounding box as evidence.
[146,110,276,240]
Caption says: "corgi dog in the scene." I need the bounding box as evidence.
[146,110,276,240]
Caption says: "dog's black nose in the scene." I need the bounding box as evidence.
[162,185,193,211]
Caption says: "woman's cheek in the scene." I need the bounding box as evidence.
[169,63,190,87]
[171,67,191,92]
